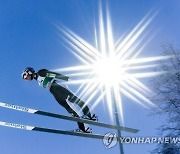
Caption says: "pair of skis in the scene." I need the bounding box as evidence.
[0,102,139,140]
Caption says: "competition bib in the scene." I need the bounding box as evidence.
[37,76,54,89]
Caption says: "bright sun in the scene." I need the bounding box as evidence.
[93,56,125,87]
[54,7,172,123]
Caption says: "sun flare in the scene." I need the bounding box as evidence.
[54,6,172,124]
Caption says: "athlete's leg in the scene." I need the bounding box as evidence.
[68,94,92,118]
[50,83,86,132]
[50,82,95,127]
[50,82,90,115]
[56,99,86,132]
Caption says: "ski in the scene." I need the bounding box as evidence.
[0,102,139,133]
[0,120,116,140]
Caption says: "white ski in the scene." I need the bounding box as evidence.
[0,102,139,133]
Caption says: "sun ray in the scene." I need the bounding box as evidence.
[105,87,114,122]
[53,65,92,72]
[63,36,96,64]
[91,90,106,111]
[82,84,101,109]
[120,81,156,107]
[80,82,99,101]
[123,55,173,65]
[66,72,93,77]
[106,6,115,56]
[119,87,148,109]
[113,85,124,125]
[125,64,158,71]
[60,26,102,59]
[99,3,106,56]
[130,71,166,78]
[115,12,156,57]
[126,76,152,94]
[64,46,90,65]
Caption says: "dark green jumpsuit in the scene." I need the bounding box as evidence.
[35,69,91,132]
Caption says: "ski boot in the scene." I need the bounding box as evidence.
[74,127,92,134]
[71,113,79,118]
[81,114,98,121]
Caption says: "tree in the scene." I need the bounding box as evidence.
[149,44,180,153]
[152,140,179,154]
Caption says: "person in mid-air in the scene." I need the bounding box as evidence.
[22,67,97,133]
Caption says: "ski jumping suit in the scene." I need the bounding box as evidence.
[35,69,91,132]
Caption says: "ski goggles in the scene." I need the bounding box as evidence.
[22,72,29,79]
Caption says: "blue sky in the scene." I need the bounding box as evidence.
[0,0,179,154]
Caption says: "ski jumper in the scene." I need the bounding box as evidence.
[35,69,91,131]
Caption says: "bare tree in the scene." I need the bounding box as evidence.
[149,43,180,153]
[152,141,179,154]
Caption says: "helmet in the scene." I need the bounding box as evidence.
[22,67,35,79]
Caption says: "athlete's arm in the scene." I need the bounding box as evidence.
[38,69,69,81]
